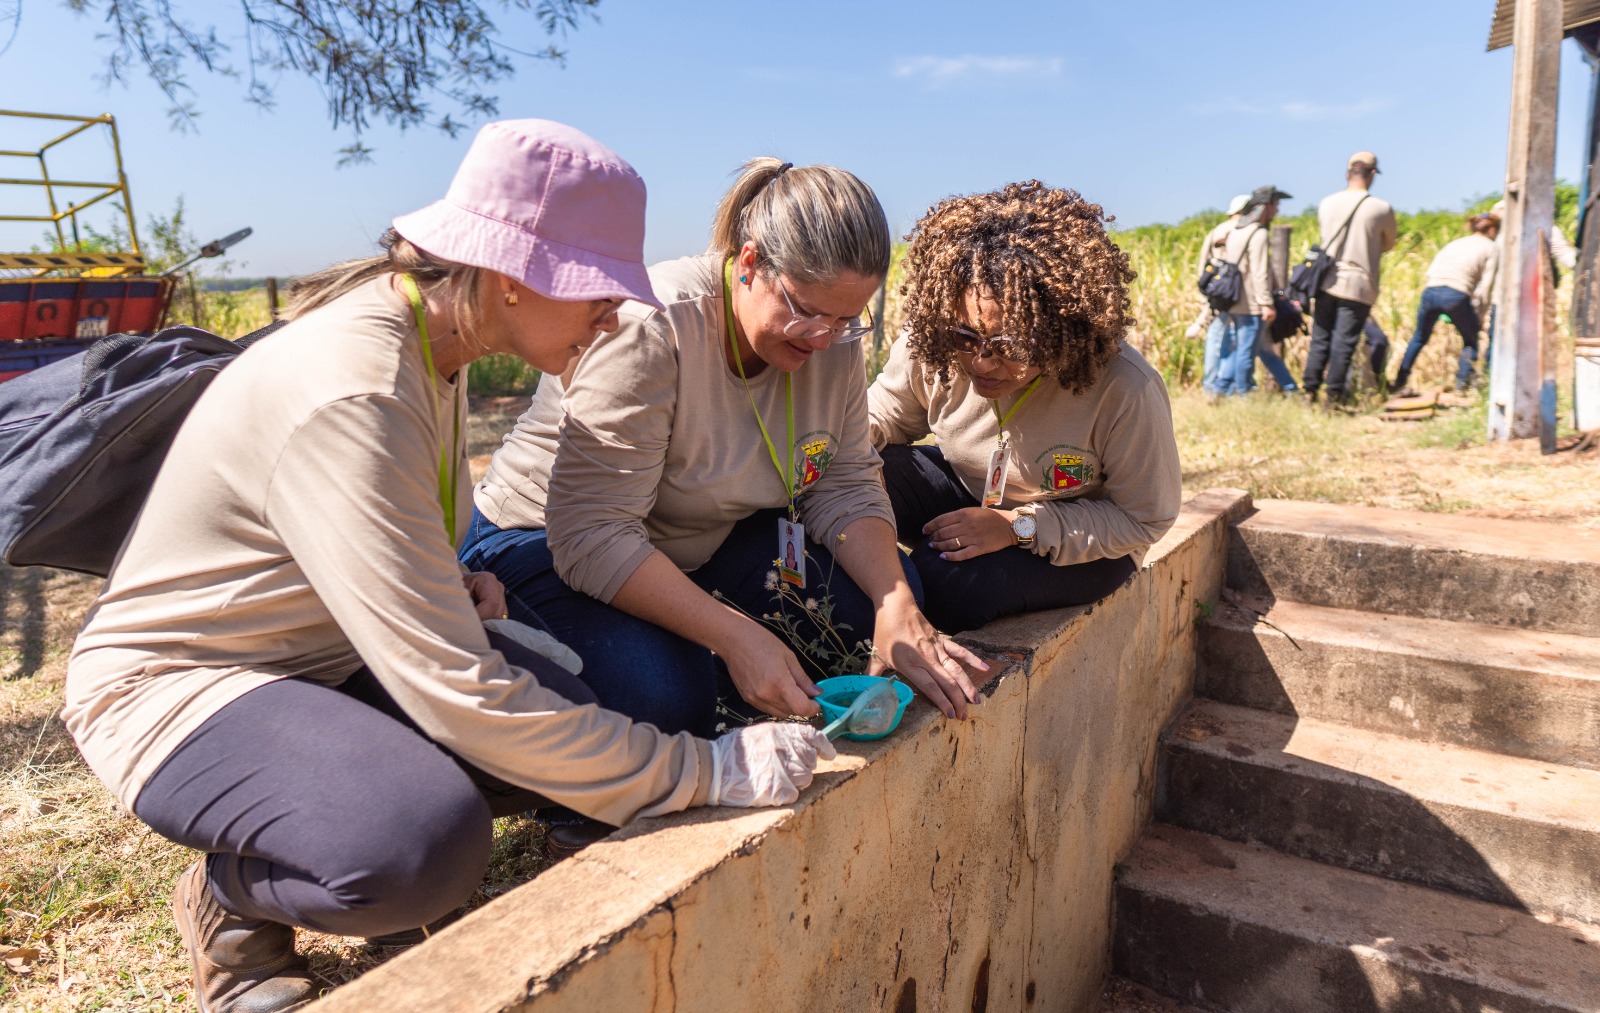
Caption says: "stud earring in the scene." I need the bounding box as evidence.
[504,291,518,306]
[739,275,749,284]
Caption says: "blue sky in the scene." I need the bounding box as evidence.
[0,0,1593,276]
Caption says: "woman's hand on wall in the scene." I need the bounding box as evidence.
[923,507,1018,562]
[868,595,986,720]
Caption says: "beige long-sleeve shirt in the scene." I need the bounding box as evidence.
[866,337,1182,567]
[1318,189,1398,305]
[65,279,710,824]
[1425,233,1499,311]
[1199,220,1273,315]
[475,255,895,602]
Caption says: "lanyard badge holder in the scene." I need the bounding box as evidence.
[722,259,806,588]
[982,377,1042,508]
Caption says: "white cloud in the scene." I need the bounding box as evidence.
[1190,97,1391,122]
[892,54,1063,88]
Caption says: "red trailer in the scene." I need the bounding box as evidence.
[1,110,177,380]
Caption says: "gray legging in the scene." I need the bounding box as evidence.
[133,631,597,939]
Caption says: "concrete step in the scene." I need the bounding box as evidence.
[1160,700,1600,924]
[1226,499,1600,637]
[1197,598,1600,769]
[1114,824,1600,1013]
[1098,977,1209,1012]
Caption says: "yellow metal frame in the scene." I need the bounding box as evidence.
[0,109,146,276]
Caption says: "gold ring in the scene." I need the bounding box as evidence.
[954,538,962,549]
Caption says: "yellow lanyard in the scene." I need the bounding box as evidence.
[990,377,1043,442]
[400,274,463,547]
[723,259,798,516]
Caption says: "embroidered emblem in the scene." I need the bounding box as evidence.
[798,435,835,490]
[1035,444,1096,493]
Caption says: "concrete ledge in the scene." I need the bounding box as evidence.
[1115,825,1600,1013]
[1227,500,1600,636]
[312,489,1249,1013]
[1161,700,1600,923]
[1198,599,1600,769]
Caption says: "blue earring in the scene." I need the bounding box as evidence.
[739,275,749,284]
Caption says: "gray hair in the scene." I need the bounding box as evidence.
[708,157,890,283]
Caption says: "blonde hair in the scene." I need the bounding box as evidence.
[708,157,890,283]
[282,228,490,337]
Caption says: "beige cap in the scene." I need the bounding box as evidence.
[1347,150,1380,173]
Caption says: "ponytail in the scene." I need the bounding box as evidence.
[707,157,890,283]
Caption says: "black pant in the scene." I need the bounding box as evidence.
[133,631,597,938]
[1303,294,1374,401]
[880,444,1136,633]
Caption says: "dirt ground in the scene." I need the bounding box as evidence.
[1,391,1595,1009]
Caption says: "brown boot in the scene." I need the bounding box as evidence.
[172,860,317,1013]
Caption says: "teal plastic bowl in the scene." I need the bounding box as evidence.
[814,675,913,741]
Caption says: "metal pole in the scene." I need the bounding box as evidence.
[1489,0,1562,441]
[1574,33,1600,432]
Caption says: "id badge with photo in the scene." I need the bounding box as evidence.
[982,441,1010,508]
[777,517,806,588]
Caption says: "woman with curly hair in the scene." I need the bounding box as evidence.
[867,181,1183,632]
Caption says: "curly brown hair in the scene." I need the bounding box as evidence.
[899,181,1136,393]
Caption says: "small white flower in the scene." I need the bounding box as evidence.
[803,598,819,612]
[714,722,729,734]
[764,571,779,590]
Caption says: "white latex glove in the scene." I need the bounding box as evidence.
[706,723,838,808]
[482,618,584,676]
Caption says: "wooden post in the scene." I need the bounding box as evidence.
[265,277,280,320]
[1539,230,1560,452]
[1269,224,1291,292]
[1490,0,1562,441]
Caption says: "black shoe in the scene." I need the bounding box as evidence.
[545,818,615,862]
[363,909,464,948]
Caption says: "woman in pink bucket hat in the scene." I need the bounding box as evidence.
[63,120,835,1013]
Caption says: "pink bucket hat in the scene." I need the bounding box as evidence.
[393,119,662,309]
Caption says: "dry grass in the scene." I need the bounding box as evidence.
[1,385,1594,1007]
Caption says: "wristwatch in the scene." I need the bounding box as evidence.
[1010,506,1037,549]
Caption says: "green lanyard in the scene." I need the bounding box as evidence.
[400,274,463,547]
[723,258,798,516]
[990,377,1043,442]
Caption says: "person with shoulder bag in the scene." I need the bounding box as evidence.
[62,120,836,1013]
[1301,151,1399,404]
[1195,185,1289,397]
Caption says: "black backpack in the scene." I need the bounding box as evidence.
[0,321,282,576]
[1197,224,1262,313]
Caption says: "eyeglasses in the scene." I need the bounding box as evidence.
[776,278,875,343]
[950,326,1031,364]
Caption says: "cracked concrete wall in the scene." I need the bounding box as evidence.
[311,489,1249,1013]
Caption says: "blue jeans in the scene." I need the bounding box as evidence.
[1255,328,1299,392]
[460,509,920,737]
[1203,313,1263,396]
[1392,286,1482,391]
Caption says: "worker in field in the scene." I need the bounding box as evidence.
[1391,212,1501,396]
[1302,151,1399,405]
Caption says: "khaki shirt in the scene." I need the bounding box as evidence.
[866,337,1182,567]
[65,279,710,824]
[1199,220,1273,315]
[476,255,894,602]
[1425,233,1499,312]
[1318,189,1398,305]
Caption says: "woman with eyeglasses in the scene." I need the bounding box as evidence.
[867,181,1183,633]
[462,157,986,756]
